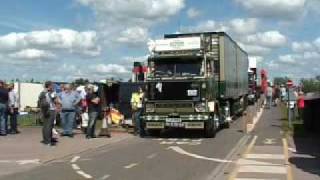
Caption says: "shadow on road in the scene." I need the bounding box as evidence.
[289,124,320,177]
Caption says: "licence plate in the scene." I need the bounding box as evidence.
[166,118,181,123]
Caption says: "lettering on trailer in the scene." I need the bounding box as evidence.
[153,37,201,52]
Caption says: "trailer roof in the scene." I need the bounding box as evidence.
[164,31,248,56]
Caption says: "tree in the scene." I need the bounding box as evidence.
[73,78,89,85]
[273,77,289,86]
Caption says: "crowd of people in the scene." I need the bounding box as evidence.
[0,80,20,136]
[264,82,305,120]
[38,81,112,146]
[0,80,112,146]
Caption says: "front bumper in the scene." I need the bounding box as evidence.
[142,114,209,129]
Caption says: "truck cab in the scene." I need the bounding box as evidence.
[142,34,231,137]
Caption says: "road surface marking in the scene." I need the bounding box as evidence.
[229,135,258,180]
[245,154,285,160]
[0,159,40,165]
[168,138,178,141]
[98,174,111,180]
[72,164,80,170]
[282,138,293,180]
[244,136,258,155]
[238,165,287,174]
[0,160,11,163]
[124,163,138,169]
[160,141,175,145]
[263,138,276,145]
[191,139,203,142]
[71,156,80,163]
[76,170,93,179]
[176,141,191,145]
[17,159,40,165]
[235,178,280,180]
[168,146,232,163]
[237,159,282,166]
[147,153,158,159]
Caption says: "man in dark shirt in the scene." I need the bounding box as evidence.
[86,86,100,139]
[0,80,9,136]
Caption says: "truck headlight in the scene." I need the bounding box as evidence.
[146,103,155,113]
[195,103,206,112]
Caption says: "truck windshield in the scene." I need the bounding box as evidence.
[154,58,202,77]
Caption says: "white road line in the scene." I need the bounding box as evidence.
[71,156,80,163]
[182,139,189,141]
[72,164,80,170]
[124,163,138,169]
[189,142,201,146]
[168,138,178,141]
[191,139,202,142]
[76,170,93,179]
[160,141,175,145]
[245,154,285,160]
[0,159,40,165]
[237,159,282,166]
[235,178,281,180]
[168,146,232,163]
[17,159,40,165]
[0,160,11,163]
[176,141,191,145]
[98,174,111,180]
[238,165,287,174]
[147,153,158,159]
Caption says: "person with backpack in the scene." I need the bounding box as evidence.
[39,81,57,146]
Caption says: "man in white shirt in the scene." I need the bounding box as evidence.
[8,84,20,134]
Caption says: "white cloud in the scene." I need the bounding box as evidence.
[116,26,149,45]
[0,29,100,56]
[76,0,185,46]
[244,31,287,48]
[187,8,200,19]
[279,54,298,64]
[313,37,320,50]
[238,43,271,56]
[235,0,306,20]
[292,41,314,52]
[8,49,55,60]
[91,64,129,74]
[184,18,259,35]
[229,18,259,35]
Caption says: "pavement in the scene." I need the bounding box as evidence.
[288,130,320,180]
[0,114,250,180]
[2,105,320,180]
[228,105,291,180]
[0,127,133,177]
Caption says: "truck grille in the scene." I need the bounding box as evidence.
[155,103,194,113]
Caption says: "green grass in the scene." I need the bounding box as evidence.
[280,103,307,137]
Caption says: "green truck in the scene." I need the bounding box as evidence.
[142,32,248,137]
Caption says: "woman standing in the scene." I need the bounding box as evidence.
[297,91,305,120]
[86,85,100,139]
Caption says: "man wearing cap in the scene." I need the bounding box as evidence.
[0,80,9,136]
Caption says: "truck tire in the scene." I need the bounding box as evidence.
[224,121,230,129]
[204,120,216,138]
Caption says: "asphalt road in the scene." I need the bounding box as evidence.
[1,117,250,180]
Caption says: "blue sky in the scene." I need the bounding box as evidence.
[0,0,320,82]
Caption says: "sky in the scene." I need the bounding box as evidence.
[0,0,320,82]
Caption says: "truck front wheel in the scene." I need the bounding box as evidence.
[204,120,216,138]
